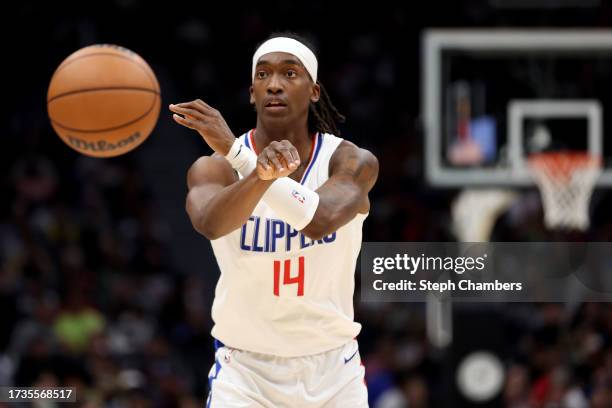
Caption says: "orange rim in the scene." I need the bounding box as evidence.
[528,151,601,182]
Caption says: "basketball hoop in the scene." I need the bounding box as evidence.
[528,152,601,231]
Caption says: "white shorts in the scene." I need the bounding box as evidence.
[205,339,368,407]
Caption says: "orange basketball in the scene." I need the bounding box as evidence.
[47,44,161,158]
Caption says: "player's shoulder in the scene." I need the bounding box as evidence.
[329,138,379,171]
[187,153,237,189]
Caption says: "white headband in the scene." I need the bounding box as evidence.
[252,37,318,83]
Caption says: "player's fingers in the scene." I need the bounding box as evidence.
[258,159,271,171]
[257,156,273,175]
[171,101,201,111]
[277,149,296,170]
[172,100,213,116]
[264,150,284,171]
[169,105,206,121]
[258,162,271,172]
[195,99,215,112]
[172,113,197,130]
[287,146,300,167]
[277,140,300,166]
[193,99,220,117]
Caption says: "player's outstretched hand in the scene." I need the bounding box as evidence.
[257,140,301,180]
[169,100,235,155]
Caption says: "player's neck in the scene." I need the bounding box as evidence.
[253,121,313,155]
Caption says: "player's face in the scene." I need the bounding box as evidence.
[250,52,320,125]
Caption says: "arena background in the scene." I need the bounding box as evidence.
[3,1,612,407]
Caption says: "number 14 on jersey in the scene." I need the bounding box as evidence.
[273,256,304,296]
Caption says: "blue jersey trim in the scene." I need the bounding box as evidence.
[207,339,225,407]
[244,130,252,150]
[300,133,323,185]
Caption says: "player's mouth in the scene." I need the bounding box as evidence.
[264,98,288,112]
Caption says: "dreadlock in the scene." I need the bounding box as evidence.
[309,81,345,136]
[258,31,346,136]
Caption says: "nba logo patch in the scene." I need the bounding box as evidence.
[291,189,305,204]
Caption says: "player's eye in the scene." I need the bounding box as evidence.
[256,71,268,79]
[286,70,297,78]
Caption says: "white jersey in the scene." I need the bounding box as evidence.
[210,130,366,357]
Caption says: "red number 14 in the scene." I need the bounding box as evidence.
[273,256,304,296]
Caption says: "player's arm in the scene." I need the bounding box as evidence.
[244,139,377,240]
[301,141,378,239]
[171,99,274,239]
[170,99,377,239]
[171,99,298,240]
[185,155,274,240]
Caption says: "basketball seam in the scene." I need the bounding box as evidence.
[47,87,160,104]
[50,92,160,133]
[50,51,160,95]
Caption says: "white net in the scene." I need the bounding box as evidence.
[528,152,601,231]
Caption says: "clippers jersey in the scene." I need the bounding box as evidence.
[209,130,367,357]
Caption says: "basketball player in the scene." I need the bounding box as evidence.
[169,33,378,407]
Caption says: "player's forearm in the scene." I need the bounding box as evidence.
[300,189,361,240]
[189,172,273,240]
[300,147,378,239]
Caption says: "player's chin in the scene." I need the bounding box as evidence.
[261,105,290,117]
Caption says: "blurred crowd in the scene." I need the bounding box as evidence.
[5,0,612,407]
[0,141,209,407]
[361,302,612,408]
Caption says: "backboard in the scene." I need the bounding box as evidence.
[423,30,612,187]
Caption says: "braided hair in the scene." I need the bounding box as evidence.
[256,32,346,136]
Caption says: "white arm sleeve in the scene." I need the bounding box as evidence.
[261,177,319,230]
[224,138,320,230]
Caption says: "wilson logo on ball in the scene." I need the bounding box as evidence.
[47,44,161,158]
[66,131,141,152]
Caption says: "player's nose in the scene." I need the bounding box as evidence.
[266,73,284,94]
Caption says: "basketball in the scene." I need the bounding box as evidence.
[47,44,161,158]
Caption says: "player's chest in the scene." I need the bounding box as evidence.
[237,203,337,255]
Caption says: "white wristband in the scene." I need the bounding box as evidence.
[262,178,319,230]
[224,138,257,176]
[224,138,320,230]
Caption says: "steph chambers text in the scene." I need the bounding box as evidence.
[373,279,523,292]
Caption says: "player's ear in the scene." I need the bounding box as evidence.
[310,83,320,103]
[249,85,255,105]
